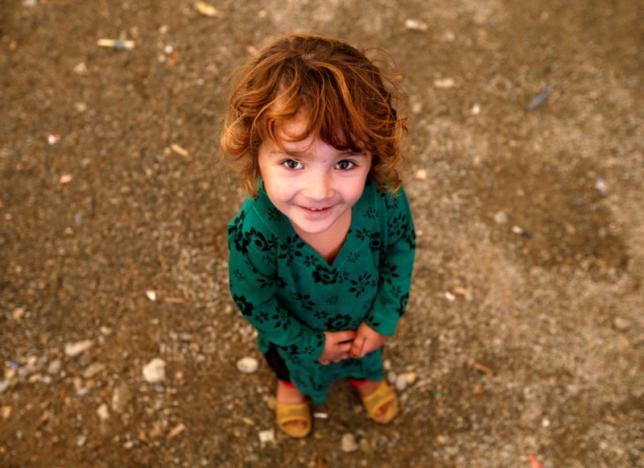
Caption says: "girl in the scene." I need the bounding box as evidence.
[221,34,415,438]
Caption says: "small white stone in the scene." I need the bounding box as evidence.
[47,359,62,375]
[471,104,481,115]
[142,358,166,383]
[97,403,110,420]
[387,371,397,384]
[512,225,524,235]
[145,290,157,301]
[395,374,408,391]
[0,380,10,393]
[595,177,608,196]
[411,102,423,114]
[434,78,455,89]
[73,62,88,75]
[494,211,508,224]
[613,317,630,331]
[164,45,174,55]
[82,363,105,379]
[403,372,417,385]
[542,418,550,428]
[112,382,132,413]
[341,433,359,452]
[76,434,87,447]
[258,429,275,445]
[445,292,456,302]
[415,169,427,180]
[100,326,112,336]
[11,307,25,320]
[65,340,93,357]
[405,19,429,32]
[313,412,328,419]
[236,357,259,374]
[383,359,391,371]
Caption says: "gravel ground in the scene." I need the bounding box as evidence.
[1,0,642,466]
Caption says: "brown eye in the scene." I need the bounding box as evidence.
[281,159,303,170]
[335,160,355,170]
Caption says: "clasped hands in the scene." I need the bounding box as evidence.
[318,323,385,365]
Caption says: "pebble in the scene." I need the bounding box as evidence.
[613,317,630,331]
[168,423,186,438]
[65,340,93,357]
[258,429,275,445]
[47,359,62,375]
[341,433,359,452]
[76,434,87,447]
[387,371,397,384]
[471,104,481,115]
[595,177,608,196]
[1,406,11,419]
[494,210,508,224]
[415,169,427,180]
[512,225,526,235]
[11,307,25,320]
[0,380,9,393]
[97,403,110,420]
[82,363,105,379]
[434,78,455,89]
[145,290,157,301]
[236,357,259,374]
[142,358,166,383]
[405,19,429,32]
[395,374,408,391]
[445,291,456,302]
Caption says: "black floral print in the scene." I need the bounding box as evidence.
[233,294,253,318]
[349,272,376,297]
[312,264,339,284]
[324,313,353,330]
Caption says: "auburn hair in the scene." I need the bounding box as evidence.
[220,33,407,196]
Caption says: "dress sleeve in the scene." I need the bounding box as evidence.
[365,188,416,336]
[227,209,325,362]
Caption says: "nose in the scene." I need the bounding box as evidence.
[303,169,333,201]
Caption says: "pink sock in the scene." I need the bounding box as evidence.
[348,378,369,388]
[279,379,296,389]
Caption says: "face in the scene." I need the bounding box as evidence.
[257,114,371,237]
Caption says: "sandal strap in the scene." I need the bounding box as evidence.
[276,401,310,426]
[361,381,397,419]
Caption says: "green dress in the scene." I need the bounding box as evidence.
[227,179,415,404]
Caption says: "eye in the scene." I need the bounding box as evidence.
[281,159,303,170]
[335,160,356,170]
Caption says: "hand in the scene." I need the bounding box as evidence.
[350,323,386,359]
[318,330,356,365]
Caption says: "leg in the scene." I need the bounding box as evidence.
[264,345,311,437]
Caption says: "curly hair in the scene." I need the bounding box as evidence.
[220,33,407,196]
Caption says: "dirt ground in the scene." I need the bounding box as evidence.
[1,0,642,466]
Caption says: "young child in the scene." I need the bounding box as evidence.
[221,34,415,438]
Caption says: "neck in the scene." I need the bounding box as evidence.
[292,209,351,264]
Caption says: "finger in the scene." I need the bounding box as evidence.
[350,336,366,357]
[334,330,357,344]
[337,342,354,355]
[319,358,330,365]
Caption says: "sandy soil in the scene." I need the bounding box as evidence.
[1,0,642,466]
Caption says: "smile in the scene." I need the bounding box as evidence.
[300,205,333,216]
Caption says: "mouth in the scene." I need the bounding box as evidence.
[300,205,333,215]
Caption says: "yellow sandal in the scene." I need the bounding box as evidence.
[275,401,311,438]
[360,380,398,424]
